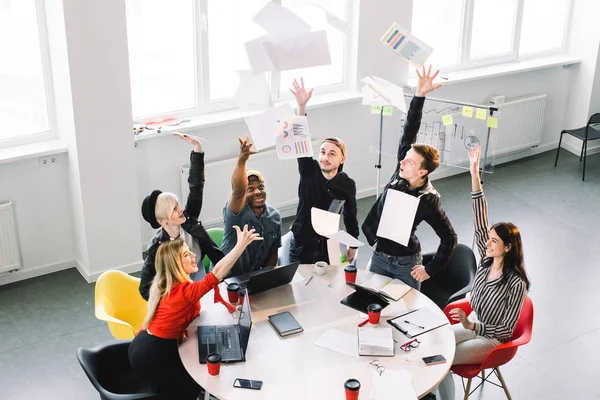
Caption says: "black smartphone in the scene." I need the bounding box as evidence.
[233,378,263,390]
[422,354,447,365]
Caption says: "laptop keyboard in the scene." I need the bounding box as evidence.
[216,326,241,359]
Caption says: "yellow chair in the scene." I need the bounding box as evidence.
[95,270,147,339]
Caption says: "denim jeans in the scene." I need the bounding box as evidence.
[367,250,423,290]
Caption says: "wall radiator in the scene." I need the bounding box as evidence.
[494,94,547,155]
[0,199,22,274]
[182,140,320,227]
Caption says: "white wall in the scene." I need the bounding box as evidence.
[0,0,596,284]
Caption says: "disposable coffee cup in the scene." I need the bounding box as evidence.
[344,265,357,283]
[313,261,328,276]
[344,378,361,400]
[227,283,240,304]
[207,353,221,376]
[367,303,383,325]
[238,288,252,305]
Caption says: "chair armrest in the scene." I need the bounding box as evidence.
[448,285,473,304]
[443,298,472,324]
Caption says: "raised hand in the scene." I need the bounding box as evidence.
[174,132,203,153]
[237,135,256,163]
[290,77,314,108]
[415,65,442,97]
[468,144,481,173]
[233,225,263,248]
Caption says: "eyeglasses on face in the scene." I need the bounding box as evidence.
[399,338,421,352]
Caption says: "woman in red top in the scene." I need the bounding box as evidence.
[129,225,261,400]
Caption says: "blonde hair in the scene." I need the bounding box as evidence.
[142,239,191,329]
[155,192,178,222]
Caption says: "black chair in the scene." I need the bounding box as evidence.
[420,244,477,310]
[554,113,600,181]
[76,339,163,400]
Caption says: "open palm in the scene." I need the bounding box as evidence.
[416,65,442,96]
[290,77,314,107]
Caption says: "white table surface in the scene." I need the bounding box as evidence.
[179,264,455,399]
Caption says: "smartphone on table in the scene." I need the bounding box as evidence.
[422,354,447,365]
[233,378,263,390]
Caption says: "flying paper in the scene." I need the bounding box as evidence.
[361,76,407,113]
[275,116,314,160]
[234,71,271,111]
[380,22,433,67]
[244,104,295,151]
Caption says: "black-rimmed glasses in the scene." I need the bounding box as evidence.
[369,360,385,376]
[399,338,420,352]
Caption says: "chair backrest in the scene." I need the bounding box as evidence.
[202,227,225,272]
[508,295,534,345]
[588,113,600,126]
[95,270,147,339]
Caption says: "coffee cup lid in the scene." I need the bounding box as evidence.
[207,353,221,363]
[227,282,240,291]
[367,303,383,312]
[344,378,361,391]
[344,265,357,273]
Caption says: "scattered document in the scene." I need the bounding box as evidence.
[252,2,311,51]
[275,115,314,159]
[376,189,420,247]
[315,329,358,358]
[380,22,433,67]
[244,103,295,151]
[263,30,332,72]
[358,326,394,356]
[361,76,407,113]
[234,71,271,110]
[388,308,449,338]
[370,369,417,400]
[244,36,277,74]
[311,208,364,247]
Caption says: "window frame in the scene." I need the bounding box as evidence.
[411,0,573,74]
[132,0,355,123]
[0,0,57,149]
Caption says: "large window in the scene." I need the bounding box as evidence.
[125,0,353,120]
[0,0,53,145]
[412,0,572,71]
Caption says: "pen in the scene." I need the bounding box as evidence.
[305,276,313,286]
[358,318,369,327]
[404,320,425,329]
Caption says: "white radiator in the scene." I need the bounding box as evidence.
[494,94,547,155]
[0,199,22,274]
[182,141,320,227]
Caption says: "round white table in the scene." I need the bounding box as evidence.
[179,264,455,399]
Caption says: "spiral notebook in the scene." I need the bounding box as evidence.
[387,308,448,338]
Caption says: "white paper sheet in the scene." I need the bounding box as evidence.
[234,71,271,110]
[327,238,344,266]
[275,115,314,159]
[252,2,311,51]
[380,22,433,67]
[370,370,417,400]
[244,104,295,151]
[263,30,331,72]
[391,307,449,337]
[244,36,276,74]
[376,189,420,246]
[314,329,358,358]
[328,231,364,248]
[361,76,407,113]
[311,207,340,236]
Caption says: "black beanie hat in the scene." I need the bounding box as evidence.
[141,189,162,229]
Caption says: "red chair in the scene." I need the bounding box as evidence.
[443,296,534,400]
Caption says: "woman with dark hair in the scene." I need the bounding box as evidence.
[438,144,530,399]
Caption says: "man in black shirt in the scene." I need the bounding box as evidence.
[362,66,457,290]
[288,78,359,265]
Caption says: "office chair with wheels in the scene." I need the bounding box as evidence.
[95,270,147,339]
[555,112,600,181]
[76,339,163,400]
[421,244,477,310]
[202,227,225,272]
[443,296,534,400]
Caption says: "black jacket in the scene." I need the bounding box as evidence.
[139,151,224,301]
[362,96,457,277]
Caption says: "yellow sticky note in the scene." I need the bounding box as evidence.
[371,105,382,114]
[462,106,474,118]
[475,108,487,120]
[383,106,393,116]
[441,114,453,126]
[487,117,498,128]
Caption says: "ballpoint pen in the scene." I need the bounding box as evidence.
[358,318,369,327]
[404,320,425,329]
[305,276,313,286]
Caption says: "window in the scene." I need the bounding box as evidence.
[0,0,53,145]
[126,0,353,120]
[412,0,572,71]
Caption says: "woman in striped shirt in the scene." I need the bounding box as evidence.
[437,145,530,400]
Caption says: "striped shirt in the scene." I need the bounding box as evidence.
[470,190,527,343]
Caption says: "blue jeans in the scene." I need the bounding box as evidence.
[368,250,423,290]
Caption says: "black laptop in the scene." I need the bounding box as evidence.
[197,292,252,364]
[225,261,300,295]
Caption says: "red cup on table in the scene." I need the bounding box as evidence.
[227,283,240,304]
[207,353,221,376]
[344,378,361,400]
[344,265,357,283]
[367,303,382,325]
[238,288,252,305]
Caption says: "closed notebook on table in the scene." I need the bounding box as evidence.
[268,311,303,337]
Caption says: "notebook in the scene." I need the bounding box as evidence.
[359,275,413,301]
[357,326,394,357]
[387,307,448,338]
[268,311,303,337]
